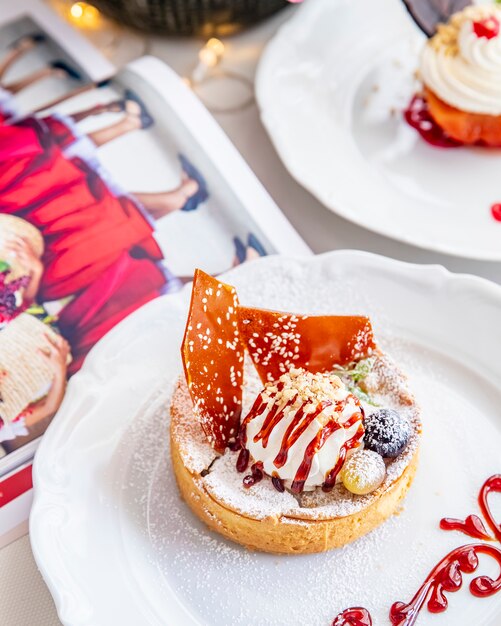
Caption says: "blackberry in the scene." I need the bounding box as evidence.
[364,408,411,458]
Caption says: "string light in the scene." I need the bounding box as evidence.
[184,37,253,114]
[206,38,225,58]
[70,2,84,18]
[191,38,225,83]
[68,2,101,28]
[63,9,249,115]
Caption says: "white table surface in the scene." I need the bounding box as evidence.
[1,4,500,626]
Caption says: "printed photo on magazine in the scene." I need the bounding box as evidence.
[0,1,309,535]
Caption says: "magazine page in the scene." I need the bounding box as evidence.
[0,0,114,86]
[0,0,310,541]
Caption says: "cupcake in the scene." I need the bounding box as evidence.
[416,4,501,146]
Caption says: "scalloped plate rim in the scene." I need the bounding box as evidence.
[29,250,501,626]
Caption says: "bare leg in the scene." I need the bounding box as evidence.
[232,233,265,267]
[4,66,65,94]
[33,83,110,114]
[88,115,141,146]
[86,99,151,146]
[134,178,199,219]
[69,100,124,123]
[0,37,37,80]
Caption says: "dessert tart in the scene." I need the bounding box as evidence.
[170,270,421,554]
[407,4,501,147]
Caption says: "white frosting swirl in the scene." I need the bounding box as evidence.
[244,369,363,491]
[420,8,501,115]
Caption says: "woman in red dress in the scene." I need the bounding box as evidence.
[0,106,204,300]
[0,94,207,373]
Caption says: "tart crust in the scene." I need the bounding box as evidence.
[170,356,421,555]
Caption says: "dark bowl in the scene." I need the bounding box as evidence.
[91,0,290,36]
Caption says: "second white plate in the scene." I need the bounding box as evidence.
[256,0,501,260]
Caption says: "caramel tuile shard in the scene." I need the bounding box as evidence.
[181,269,244,453]
[237,307,376,383]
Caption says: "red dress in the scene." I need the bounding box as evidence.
[0,116,168,373]
[59,252,167,375]
[0,117,163,300]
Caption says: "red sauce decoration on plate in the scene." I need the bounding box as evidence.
[389,543,501,624]
[181,269,244,453]
[439,515,493,541]
[441,474,501,543]
[491,203,501,222]
[332,607,372,626]
[478,475,501,542]
[333,474,501,625]
[237,306,376,383]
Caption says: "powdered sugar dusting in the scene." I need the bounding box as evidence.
[116,334,501,626]
[170,380,216,474]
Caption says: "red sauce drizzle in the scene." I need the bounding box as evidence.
[243,462,263,488]
[440,474,501,543]
[440,515,492,541]
[389,543,501,624]
[273,401,309,468]
[236,448,250,473]
[272,474,285,493]
[291,407,363,494]
[240,396,267,447]
[236,388,364,494]
[332,474,501,626]
[254,395,296,449]
[404,95,463,148]
[322,423,365,492]
[323,446,347,493]
[478,474,501,542]
[332,607,372,626]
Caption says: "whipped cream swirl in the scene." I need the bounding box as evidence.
[242,368,364,492]
[420,6,501,115]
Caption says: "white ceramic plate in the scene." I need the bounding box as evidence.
[30,251,501,626]
[256,0,501,260]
